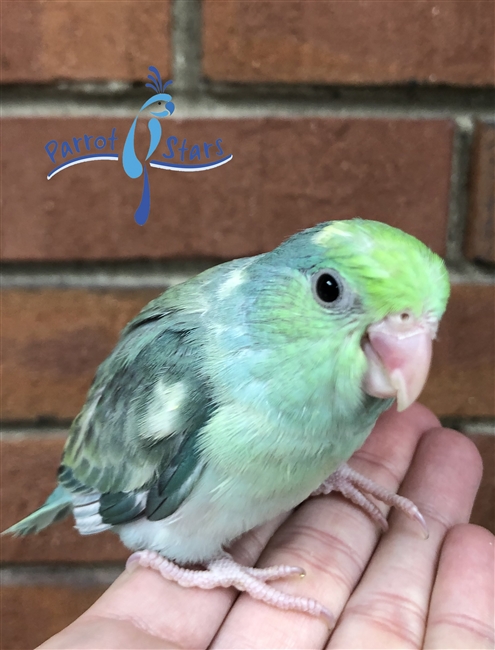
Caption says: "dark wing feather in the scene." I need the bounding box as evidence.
[59,281,217,527]
[146,427,203,520]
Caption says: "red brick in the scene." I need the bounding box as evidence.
[465,121,495,263]
[0,434,128,562]
[1,584,106,649]
[203,1,495,86]
[1,117,453,260]
[421,285,495,418]
[1,1,171,83]
[1,289,159,421]
[467,433,495,534]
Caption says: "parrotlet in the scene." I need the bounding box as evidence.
[3,219,450,622]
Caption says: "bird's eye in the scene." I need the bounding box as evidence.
[316,274,340,302]
[312,270,343,307]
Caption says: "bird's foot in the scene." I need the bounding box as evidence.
[312,462,428,537]
[126,550,334,624]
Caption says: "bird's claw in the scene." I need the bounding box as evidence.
[126,550,335,625]
[313,462,429,537]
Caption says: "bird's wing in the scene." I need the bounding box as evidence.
[59,280,217,528]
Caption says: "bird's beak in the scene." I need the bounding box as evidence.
[362,312,438,411]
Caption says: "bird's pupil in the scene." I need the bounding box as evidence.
[316,274,340,303]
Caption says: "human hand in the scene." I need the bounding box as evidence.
[39,403,494,649]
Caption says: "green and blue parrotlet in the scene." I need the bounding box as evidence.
[3,219,450,622]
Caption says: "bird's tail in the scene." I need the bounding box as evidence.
[2,485,73,536]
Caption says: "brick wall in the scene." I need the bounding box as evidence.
[1,2,494,647]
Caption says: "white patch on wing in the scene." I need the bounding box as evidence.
[133,492,148,511]
[143,380,187,441]
[73,490,113,535]
[75,513,112,535]
[73,490,149,535]
[217,268,245,299]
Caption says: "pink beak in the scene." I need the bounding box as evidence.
[362,312,437,411]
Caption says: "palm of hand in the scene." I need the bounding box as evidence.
[40,404,494,650]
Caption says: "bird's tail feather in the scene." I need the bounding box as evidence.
[2,485,73,536]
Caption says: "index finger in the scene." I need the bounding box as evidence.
[424,524,495,649]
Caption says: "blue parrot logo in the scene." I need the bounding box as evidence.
[44,65,232,224]
[122,66,175,226]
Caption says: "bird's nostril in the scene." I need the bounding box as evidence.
[400,312,410,322]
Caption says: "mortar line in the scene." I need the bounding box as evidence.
[0,260,217,290]
[205,80,495,104]
[172,0,202,93]
[445,117,476,264]
[2,103,494,122]
[2,80,494,102]
[2,82,495,120]
[1,428,68,439]
[440,418,495,435]
[0,564,124,586]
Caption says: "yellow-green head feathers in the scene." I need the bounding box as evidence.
[251,219,449,331]
[310,220,450,323]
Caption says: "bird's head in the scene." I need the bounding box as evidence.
[139,92,175,118]
[142,69,175,117]
[250,219,449,412]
